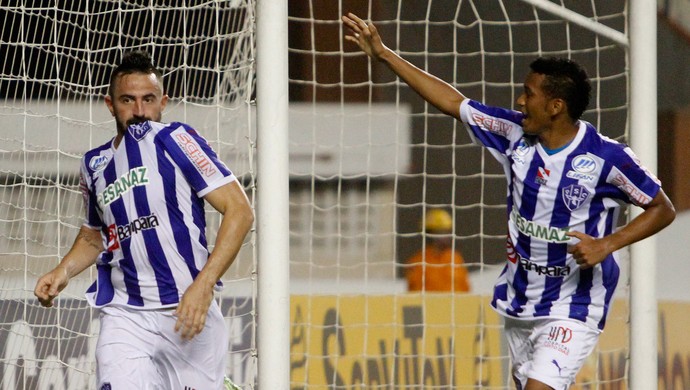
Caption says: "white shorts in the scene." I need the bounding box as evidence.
[504,317,600,390]
[95,301,227,390]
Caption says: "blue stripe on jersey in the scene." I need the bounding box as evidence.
[94,264,115,305]
[595,163,628,202]
[492,274,509,308]
[103,159,144,306]
[191,193,208,250]
[534,154,579,317]
[597,211,620,329]
[153,137,201,282]
[87,178,103,227]
[566,175,606,322]
[88,194,102,226]
[158,124,211,250]
[125,134,180,305]
[570,268,593,323]
[507,152,543,316]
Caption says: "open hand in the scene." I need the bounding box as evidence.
[342,12,388,60]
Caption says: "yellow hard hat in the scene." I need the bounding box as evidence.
[423,209,452,232]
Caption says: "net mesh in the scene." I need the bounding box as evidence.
[287,1,629,388]
[1,1,257,388]
[1,0,632,388]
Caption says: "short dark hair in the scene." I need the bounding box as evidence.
[529,57,590,121]
[108,51,163,97]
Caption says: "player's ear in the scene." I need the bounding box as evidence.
[161,94,169,111]
[549,98,566,116]
[104,95,115,116]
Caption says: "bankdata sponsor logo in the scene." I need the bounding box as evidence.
[510,208,570,243]
[97,167,149,208]
[519,256,571,277]
[174,132,218,177]
[107,214,159,250]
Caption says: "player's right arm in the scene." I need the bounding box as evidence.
[34,226,103,307]
[342,12,466,119]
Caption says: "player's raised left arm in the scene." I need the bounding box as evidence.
[342,12,465,119]
[567,189,675,269]
[174,180,254,340]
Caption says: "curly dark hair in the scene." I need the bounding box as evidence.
[529,57,591,121]
[108,51,164,97]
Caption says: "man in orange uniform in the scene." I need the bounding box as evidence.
[406,209,471,292]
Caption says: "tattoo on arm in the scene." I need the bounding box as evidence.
[77,230,103,252]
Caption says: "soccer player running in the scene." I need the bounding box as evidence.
[33,51,253,389]
[342,12,675,390]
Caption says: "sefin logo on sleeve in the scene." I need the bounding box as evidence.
[128,121,153,141]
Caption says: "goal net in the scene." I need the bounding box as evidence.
[288,1,629,389]
[1,0,633,389]
[0,1,256,388]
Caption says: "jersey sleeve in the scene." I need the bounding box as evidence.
[605,146,661,207]
[459,99,525,155]
[162,123,237,197]
[79,158,104,229]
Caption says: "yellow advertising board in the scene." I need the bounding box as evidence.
[290,294,504,388]
[290,295,690,389]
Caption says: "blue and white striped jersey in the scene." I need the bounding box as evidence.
[79,121,236,309]
[460,99,661,330]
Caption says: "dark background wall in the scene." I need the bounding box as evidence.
[3,1,686,271]
[658,15,690,213]
[288,1,641,270]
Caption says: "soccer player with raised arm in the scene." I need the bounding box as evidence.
[33,51,254,389]
[342,13,676,390]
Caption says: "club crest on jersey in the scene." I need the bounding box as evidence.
[535,166,550,185]
[562,184,590,211]
[89,155,110,172]
[128,121,152,141]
